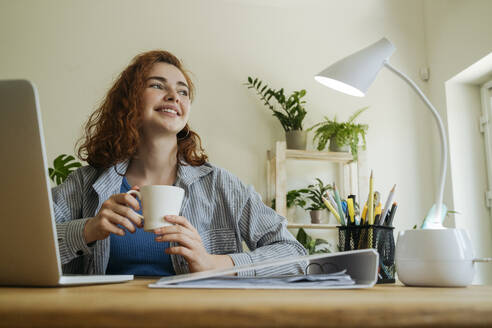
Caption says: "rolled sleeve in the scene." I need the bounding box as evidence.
[227,252,256,276]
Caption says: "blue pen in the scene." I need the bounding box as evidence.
[341,200,350,225]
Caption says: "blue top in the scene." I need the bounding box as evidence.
[105,177,175,276]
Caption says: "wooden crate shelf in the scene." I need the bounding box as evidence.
[266,141,368,218]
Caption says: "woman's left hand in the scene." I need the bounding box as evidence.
[154,215,234,273]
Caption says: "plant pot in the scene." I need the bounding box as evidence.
[309,210,322,224]
[285,130,307,150]
[329,135,350,152]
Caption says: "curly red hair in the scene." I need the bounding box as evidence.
[77,50,208,169]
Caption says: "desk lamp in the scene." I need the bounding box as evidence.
[314,38,476,286]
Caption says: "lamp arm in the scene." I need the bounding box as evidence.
[383,61,448,220]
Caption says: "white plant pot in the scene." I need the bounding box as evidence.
[395,228,475,287]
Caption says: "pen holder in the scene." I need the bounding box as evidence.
[338,225,395,284]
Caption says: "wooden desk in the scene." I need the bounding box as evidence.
[1,279,491,327]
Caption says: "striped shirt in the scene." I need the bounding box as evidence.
[52,161,307,276]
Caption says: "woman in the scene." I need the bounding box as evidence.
[52,50,306,276]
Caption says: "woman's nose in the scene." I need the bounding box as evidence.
[164,89,179,102]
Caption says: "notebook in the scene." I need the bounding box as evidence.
[0,79,133,286]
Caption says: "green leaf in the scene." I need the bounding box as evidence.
[314,238,329,246]
[296,228,308,246]
[347,106,369,124]
[48,154,82,185]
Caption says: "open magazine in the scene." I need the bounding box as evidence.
[149,249,379,289]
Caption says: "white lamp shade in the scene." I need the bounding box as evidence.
[315,38,396,97]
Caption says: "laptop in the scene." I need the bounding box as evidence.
[0,79,133,286]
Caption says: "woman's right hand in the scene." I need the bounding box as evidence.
[83,191,143,244]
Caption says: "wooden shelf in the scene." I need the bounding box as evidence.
[285,149,354,163]
[266,141,367,218]
[287,223,338,229]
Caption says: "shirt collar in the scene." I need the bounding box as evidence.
[91,160,211,194]
[92,161,129,199]
[176,162,213,188]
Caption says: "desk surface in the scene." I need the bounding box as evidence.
[1,279,491,328]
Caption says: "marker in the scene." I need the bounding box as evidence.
[374,203,382,225]
[347,198,355,224]
[348,194,357,218]
[361,202,368,225]
[387,202,398,226]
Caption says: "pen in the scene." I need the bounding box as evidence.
[322,195,341,225]
[367,170,374,225]
[333,183,346,226]
[341,200,349,223]
[387,202,398,226]
[380,184,396,226]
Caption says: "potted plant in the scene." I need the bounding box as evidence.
[298,178,332,224]
[296,228,331,254]
[245,76,308,149]
[48,154,82,185]
[270,189,307,211]
[308,107,368,160]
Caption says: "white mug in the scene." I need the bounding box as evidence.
[127,185,185,231]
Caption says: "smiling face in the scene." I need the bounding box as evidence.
[140,62,191,138]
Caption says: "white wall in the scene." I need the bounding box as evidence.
[0,1,432,233]
[424,0,492,284]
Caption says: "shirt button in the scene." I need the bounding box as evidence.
[76,250,83,256]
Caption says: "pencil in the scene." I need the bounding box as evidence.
[367,170,374,225]
[333,184,346,226]
[322,194,341,224]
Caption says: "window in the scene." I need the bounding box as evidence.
[480,80,492,208]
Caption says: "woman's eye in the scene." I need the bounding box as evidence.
[150,83,163,89]
[178,90,189,96]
